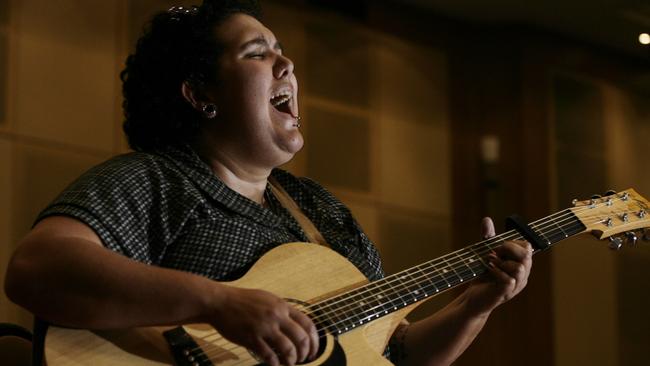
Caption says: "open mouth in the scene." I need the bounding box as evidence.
[270,90,294,116]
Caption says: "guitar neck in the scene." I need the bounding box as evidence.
[312,208,586,335]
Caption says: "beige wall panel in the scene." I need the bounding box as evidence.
[378,211,451,275]
[0,24,7,125]
[0,137,15,323]
[342,200,379,249]
[11,143,107,243]
[377,209,452,320]
[264,2,308,176]
[306,107,370,191]
[552,77,617,366]
[12,0,119,152]
[304,18,370,108]
[603,86,650,366]
[375,36,450,215]
[7,143,107,328]
[551,237,618,366]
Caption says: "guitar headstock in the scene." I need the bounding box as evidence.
[570,188,650,249]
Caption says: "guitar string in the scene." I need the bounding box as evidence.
[196,213,592,366]
[305,196,631,323]
[193,204,618,362]
[199,213,628,365]
[210,197,636,366]
[196,217,601,362]
[193,200,630,361]
[197,209,584,360]
[249,203,602,329]
[244,199,620,341]
[192,197,635,361]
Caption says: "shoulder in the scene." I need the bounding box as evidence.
[67,151,188,194]
[41,150,198,222]
[271,169,339,201]
[79,151,170,181]
[271,169,350,217]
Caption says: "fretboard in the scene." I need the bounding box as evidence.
[311,208,586,335]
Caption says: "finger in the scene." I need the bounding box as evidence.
[289,308,319,361]
[487,255,516,289]
[494,240,532,261]
[280,314,311,363]
[266,332,297,366]
[481,217,495,239]
[253,337,280,366]
[492,258,527,280]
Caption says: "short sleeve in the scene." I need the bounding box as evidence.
[36,153,194,264]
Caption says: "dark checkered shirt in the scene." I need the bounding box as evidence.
[37,145,385,282]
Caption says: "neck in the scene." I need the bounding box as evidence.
[192,139,271,205]
[307,208,587,335]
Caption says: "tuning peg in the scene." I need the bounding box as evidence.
[572,199,578,206]
[591,194,602,199]
[625,232,638,246]
[604,190,617,196]
[609,237,623,250]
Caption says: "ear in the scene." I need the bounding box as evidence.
[181,81,202,110]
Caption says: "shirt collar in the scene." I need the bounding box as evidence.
[155,144,286,228]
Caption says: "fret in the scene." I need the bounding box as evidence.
[469,246,490,269]
[315,300,346,334]
[565,213,586,237]
[342,284,385,328]
[531,212,585,247]
[439,256,464,286]
[350,290,374,317]
[396,273,421,303]
[425,261,453,289]
[312,208,592,337]
[550,215,569,239]
[454,250,477,279]
[371,282,403,315]
[340,297,365,331]
[539,230,552,246]
[383,275,414,309]
[413,263,441,296]
[401,268,430,301]
[483,238,500,253]
[323,291,370,332]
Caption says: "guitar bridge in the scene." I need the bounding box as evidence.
[163,326,213,366]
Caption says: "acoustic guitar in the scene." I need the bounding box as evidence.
[43,189,650,365]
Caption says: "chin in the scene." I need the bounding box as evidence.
[275,136,304,166]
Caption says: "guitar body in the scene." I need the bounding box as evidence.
[45,243,416,365]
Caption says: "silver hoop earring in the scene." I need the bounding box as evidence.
[202,103,218,119]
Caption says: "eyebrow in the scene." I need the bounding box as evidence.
[240,36,283,53]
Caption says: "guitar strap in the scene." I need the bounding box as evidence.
[268,176,331,248]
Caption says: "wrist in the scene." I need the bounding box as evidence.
[196,279,232,324]
[458,289,494,320]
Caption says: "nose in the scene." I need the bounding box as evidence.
[274,53,294,79]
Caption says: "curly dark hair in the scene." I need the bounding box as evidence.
[121,0,261,152]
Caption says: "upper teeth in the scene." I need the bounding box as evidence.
[271,91,292,107]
